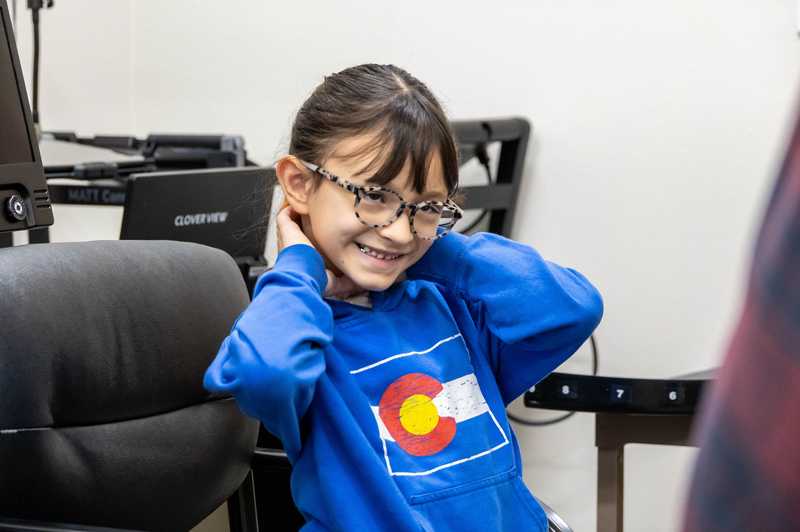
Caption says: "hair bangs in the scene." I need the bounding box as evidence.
[346,97,460,196]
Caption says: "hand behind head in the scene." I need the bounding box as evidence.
[275,204,312,254]
[276,205,364,299]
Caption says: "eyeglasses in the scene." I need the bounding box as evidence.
[299,160,463,240]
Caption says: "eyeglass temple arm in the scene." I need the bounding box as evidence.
[299,160,321,173]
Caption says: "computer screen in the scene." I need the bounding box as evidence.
[0,17,33,165]
[0,0,53,233]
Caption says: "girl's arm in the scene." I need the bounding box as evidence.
[407,231,603,405]
[204,244,333,459]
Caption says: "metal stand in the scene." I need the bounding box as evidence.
[453,118,531,238]
[595,413,695,532]
[227,471,259,532]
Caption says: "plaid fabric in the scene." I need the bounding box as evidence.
[682,109,800,531]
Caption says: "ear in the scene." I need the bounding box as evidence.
[276,156,313,214]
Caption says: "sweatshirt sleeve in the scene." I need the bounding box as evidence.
[204,244,333,459]
[407,231,603,404]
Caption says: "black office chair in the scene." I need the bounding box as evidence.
[0,240,260,531]
[535,498,575,532]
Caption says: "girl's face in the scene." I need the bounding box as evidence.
[300,136,449,292]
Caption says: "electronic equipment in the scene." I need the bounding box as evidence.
[120,167,273,294]
[524,369,713,415]
[42,132,247,173]
[0,0,53,234]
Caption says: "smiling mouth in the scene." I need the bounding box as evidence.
[358,244,402,261]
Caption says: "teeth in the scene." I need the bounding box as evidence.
[359,245,400,260]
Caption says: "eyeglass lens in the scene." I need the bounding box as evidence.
[355,190,455,237]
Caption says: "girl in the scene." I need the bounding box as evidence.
[205,63,603,532]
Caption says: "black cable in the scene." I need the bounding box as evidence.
[28,0,52,128]
[31,6,39,126]
[506,334,599,427]
[508,409,576,427]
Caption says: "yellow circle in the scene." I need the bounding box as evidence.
[399,394,439,435]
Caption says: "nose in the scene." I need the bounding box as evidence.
[376,210,414,245]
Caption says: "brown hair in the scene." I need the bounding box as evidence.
[289,64,460,196]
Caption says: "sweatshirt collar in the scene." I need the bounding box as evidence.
[327,279,408,319]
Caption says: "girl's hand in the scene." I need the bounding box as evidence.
[276,204,364,300]
[276,203,314,253]
[324,271,361,301]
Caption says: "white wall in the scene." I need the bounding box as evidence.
[12,1,800,530]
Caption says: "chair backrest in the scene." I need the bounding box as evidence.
[0,240,259,531]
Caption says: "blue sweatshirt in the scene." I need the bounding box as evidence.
[205,231,603,532]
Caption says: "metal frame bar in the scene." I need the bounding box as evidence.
[453,118,531,238]
[595,413,696,532]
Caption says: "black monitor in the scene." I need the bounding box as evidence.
[119,167,272,262]
[0,0,53,234]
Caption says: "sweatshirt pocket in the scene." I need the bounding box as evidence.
[409,469,548,532]
[409,468,516,505]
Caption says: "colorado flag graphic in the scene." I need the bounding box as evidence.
[350,333,509,477]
